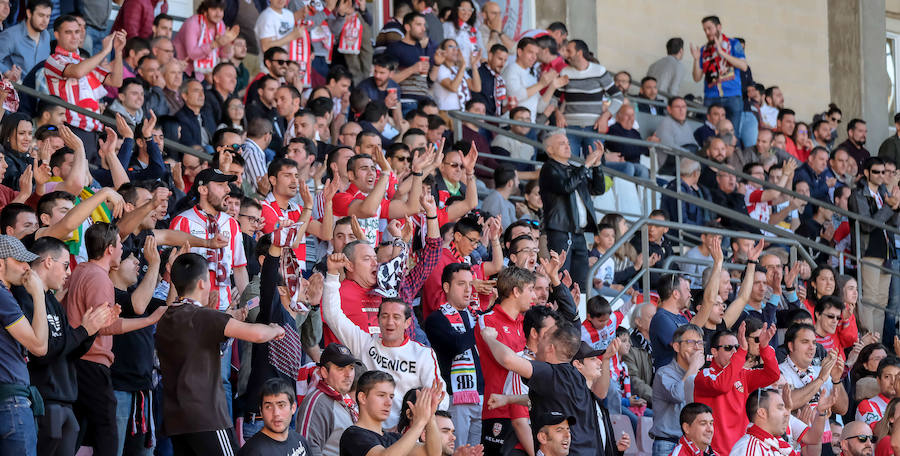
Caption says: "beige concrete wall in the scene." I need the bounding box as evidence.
[593,0,830,122]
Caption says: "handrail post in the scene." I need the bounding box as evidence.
[642,222,651,304]
[675,154,683,245]
[452,117,463,142]
[649,148,659,210]
[855,221,864,307]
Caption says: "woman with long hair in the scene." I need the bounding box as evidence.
[804,264,837,316]
[519,180,542,221]
[0,112,34,190]
[792,121,813,162]
[874,397,900,455]
[441,0,483,68]
[217,97,247,133]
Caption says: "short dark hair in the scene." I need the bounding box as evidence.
[666,37,684,55]
[490,43,508,55]
[517,37,538,52]
[814,295,844,316]
[247,117,273,138]
[267,158,299,178]
[53,14,79,30]
[656,273,683,302]
[441,262,472,285]
[547,22,567,34]
[847,118,866,132]
[640,76,657,86]
[864,156,886,172]
[372,54,398,71]
[84,222,120,261]
[745,388,778,422]
[119,77,144,94]
[154,13,174,26]
[346,153,374,174]
[667,96,685,107]
[36,191,76,221]
[453,216,482,237]
[124,37,151,59]
[493,164,517,188]
[379,297,412,320]
[784,323,816,346]
[876,356,900,378]
[259,378,296,408]
[547,321,581,361]
[171,253,210,295]
[586,295,611,318]
[673,324,703,345]
[523,305,559,341]
[27,0,52,12]
[263,46,288,62]
[356,370,395,403]
[777,108,795,121]
[327,65,353,84]
[361,101,389,123]
[701,15,721,26]
[707,103,725,115]
[29,236,68,265]
[710,329,736,348]
[680,402,713,427]
[0,203,35,233]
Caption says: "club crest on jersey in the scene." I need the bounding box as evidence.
[502,326,510,334]
[734,380,744,393]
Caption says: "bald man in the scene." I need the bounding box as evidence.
[479,2,514,50]
[840,421,874,456]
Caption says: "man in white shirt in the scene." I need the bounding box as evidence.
[778,323,848,414]
[502,37,560,122]
[255,0,305,53]
[760,86,783,130]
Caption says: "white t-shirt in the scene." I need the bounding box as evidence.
[593,256,615,288]
[255,7,295,50]
[433,65,463,111]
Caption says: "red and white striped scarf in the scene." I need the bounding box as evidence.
[268,323,303,380]
[746,424,799,456]
[445,64,470,108]
[289,20,313,87]
[315,379,359,422]
[484,64,506,114]
[337,13,362,55]
[272,220,308,313]
[194,15,224,74]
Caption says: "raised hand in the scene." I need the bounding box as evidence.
[59,125,85,152]
[307,272,325,305]
[481,326,498,341]
[690,43,701,60]
[326,253,351,275]
[420,193,437,217]
[387,219,403,239]
[323,176,341,202]
[736,321,748,351]
[142,110,158,139]
[18,164,33,196]
[749,239,765,262]
[486,394,508,410]
[298,182,314,207]
[539,250,566,280]
[758,323,777,348]
[602,338,620,361]
[103,188,126,219]
[710,238,724,263]
[462,141,478,175]
[112,30,127,54]
[143,235,160,266]
[81,304,113,335]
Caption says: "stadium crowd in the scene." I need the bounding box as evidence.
[0,1,899,456]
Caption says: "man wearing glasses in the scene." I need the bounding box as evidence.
[840,421,876,456]
[649,324,705,456]
[693,324,780,456]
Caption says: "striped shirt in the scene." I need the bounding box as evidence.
[559,62,623,127]
[242,138,267,193]
[170,207,247,310]
[44,46,110,132]
[260,193,307,271]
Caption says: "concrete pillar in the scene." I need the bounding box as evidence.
[828,0,890,146]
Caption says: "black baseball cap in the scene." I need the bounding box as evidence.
[571,341,604,361]
[319,343,358,367]
[195,168,237,187]
[533,411,576,431]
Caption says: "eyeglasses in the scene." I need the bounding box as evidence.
[239,214,264,224]
[844,435,876,443]
[514,248,539,255]
[676,339,703,346]
[229,144,244,152]
[458,6,474,12]
[715,344,738,351]
[751,336,760,343]
[394,156,411,162]
[464,235,481,245]
[444,162,463,169]
[49,256,70,270]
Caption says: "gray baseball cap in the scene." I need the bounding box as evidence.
[0,235,38,262]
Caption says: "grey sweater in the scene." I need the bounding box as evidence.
[649,360,695,439]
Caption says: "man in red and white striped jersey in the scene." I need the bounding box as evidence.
[671,403,717,456]
[855,356,900,429]
[170,168,248,311]
[45,15,126,164]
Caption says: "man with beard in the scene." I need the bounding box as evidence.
[384,12,436,113]
[730,389,793,456]
[358,54,401,106]
[322,253,448,429]
[812,119,833,151]
[170,168,249,311]
[0,0,51,75]
[245,46,289,106]
[699,137,730,190]
[297,343,358,456]
[839,119,870,171]
[841,421,876,456]
[239,379,313,456]
[476,44,509,117]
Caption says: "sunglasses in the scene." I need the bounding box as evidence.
[394,156,411,162]
[228,144,244,152]
[831,117,842,124]
[870,169,885,175]
[444,162,463,169]
[844,435,876,443]
[820,313,840,321]
[715,344,738,351]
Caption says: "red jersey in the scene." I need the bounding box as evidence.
[475,305,528,420]
[260,193,307,269]
[670,435,719,456]
[321,279,382,347]
[332,182,391,247]
[421,247,487,319]
[856,393,890,429]
[693,345,781,456]
[580,310,623,350]
[806,299,858,355]
[44,46,110,132]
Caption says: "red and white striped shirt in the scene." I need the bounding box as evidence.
[670,435,718,456]
[261,193,307,270]
[581,310,623,351]
[857,393,890,429]
[744,187,771,225]
[170,207,247,310]
[44,46,110,132]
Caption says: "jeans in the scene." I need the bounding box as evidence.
[449,401,482,447]
[605,161,650,180]
[652,439,677,456]
[0,396,37,456]
[221,343,233,420]
[566,126,598,158]
[114,390,153,456]
[706,95,744,139]
[739,111,759,147]
[241,417,264,442]
[884,259,900,350]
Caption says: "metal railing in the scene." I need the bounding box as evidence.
[626,95,707,115]
[13,83,212,162]
[448,109,900,315]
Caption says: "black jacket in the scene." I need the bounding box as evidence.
[12,286,95,403]
[848,178,899,260]
[174,105,216,147]
[538,160,606,233]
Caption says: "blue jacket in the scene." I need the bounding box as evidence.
[174,105,216,147]
[793,162,830,217]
